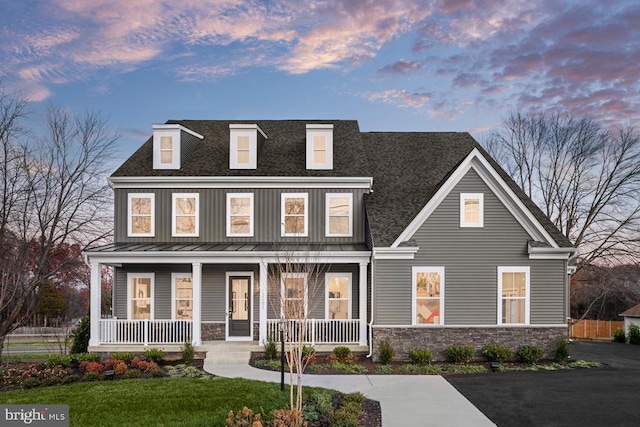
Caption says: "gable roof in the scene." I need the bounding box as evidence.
[112,120,370,177]
[620,303,640,318]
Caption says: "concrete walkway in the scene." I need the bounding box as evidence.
[205,363,495,426]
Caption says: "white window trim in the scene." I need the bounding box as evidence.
[171,272,193,320]
[127,273,154,320]
[325,272,352,320]
[497,266,530,325]
[306,124,334,170]
[226,193,254,237]
[411,266,445,326]
[281,272,308,318]
[127,193,155,237]
[460,193,484,227]
[229,125,259,169]
[325,193,353,237]
[153,128,181,169]
[172,193,200,237]
[281,193,309,237]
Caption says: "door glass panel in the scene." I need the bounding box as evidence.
[231,279,249,321]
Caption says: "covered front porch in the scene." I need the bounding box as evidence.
[85,243,371,350]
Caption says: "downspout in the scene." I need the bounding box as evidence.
[366,249,375,358]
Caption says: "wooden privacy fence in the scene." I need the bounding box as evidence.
[570,319,624,340]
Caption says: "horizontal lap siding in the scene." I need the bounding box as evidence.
[374,168,566,326]
[115,188,366,243]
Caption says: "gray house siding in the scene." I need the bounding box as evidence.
[373,168,567,326]
[114,188,366,244]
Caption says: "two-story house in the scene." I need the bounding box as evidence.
[85,119,574,359]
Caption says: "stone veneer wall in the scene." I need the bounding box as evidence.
[372,326,568,362]
[200,322,261,342]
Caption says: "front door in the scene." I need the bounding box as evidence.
[228,276,251,337]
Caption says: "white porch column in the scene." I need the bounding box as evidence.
[192,262,202,346]
[259,262,268,345]
[359,262,368,346]
[88,261,101,347]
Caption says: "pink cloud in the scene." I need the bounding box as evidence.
[377,59,423,75]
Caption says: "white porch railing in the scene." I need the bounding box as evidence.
[266,319,360,345]
[99,319,193,345]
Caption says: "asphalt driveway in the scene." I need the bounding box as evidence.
[447,341,640,427]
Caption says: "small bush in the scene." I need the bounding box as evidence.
[137,360,160,374]
[72,353,102,364]
[104,359,128,375]
[83,371,104,382]
[265,336,278,359]
[613,328,626,343]
[408,348,433,365]
[554,338,570,362]
[124,368,141,378]
[333,346,352,363]
[303,390,334,423]
[47,354,72,368]
[110,352,135,364]
[144,348,165,363]
[70,315,90,354]
[226,407,263,427]
[628,324,640,345]
[378,339,394,365]
[445,345,474,364]
[271,408,305,427]
[482,343,513,363]
[79,361,104,374]
[182,341,195,364]
[517,345,545,364]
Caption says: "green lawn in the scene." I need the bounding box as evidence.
[0,377,294,426]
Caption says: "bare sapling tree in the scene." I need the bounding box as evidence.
[0,90,118,359]
[267,248,327,416]
[486,112,640,267]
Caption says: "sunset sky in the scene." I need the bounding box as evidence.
[2,0,638,163]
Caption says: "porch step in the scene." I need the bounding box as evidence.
[201,342,261,365]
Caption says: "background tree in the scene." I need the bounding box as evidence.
[0,86,118,359]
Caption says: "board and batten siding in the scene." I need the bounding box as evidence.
[114,188,366,243]
[373,168,567,326]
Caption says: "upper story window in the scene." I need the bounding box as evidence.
[498,266,530,325]
[412,267,444,325]
[326,193,353,237]
[229,124,267,169]
[460,193,484,227]
[128,193,154,237]
[282,193,308,237]
[160,137,173,164]
[227,193,254,237]
[306,124,333,170]
[172,193,199,237]
[152,124,204,170]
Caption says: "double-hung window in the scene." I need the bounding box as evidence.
[460,193,484,227]
[227,193,254,237]
[326,193,353,237]
[325,273,351,320]
[412,267,444,325]
[160,136,173,165]
[172,273,193,320]
[129,273,154,320]
[281,273,307,318]
[281,193,308,237]
[498,266,530,324]
[128,193,154,237]
[172,193,199,237]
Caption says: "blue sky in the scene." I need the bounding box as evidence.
[2,0,639,164]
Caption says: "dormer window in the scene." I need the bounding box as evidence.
[229,124,267,169]
[152,124,203,170]
[306,124,333,169]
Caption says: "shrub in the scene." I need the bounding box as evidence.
[226,407,263,427]
[70,315,90,354]
[517,345,545,364]
[482,343,513,363]
[302,345,316,364]
[79,361,104,374]
[124,368,141,378]
[629,324,640,345]
[271,409,305,427]
[82,371,104,382]
[182,342,195,364]
[378,339,394,365]
[554,338,570,362]
[104,359,128,375]
[110,352,135,364]
[1,364,75,389]
[408,348,433,365]
[47,354,72,368]
[265,336,278,359]
[328,393,365,427]
[333,346,352,363]
[72,353,102,364]
[137,360,160,374]
[303,390,334,423]
[613,328,626,343]
[144,348,165,363]
[445,345,474,364]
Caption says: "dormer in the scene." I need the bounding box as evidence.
[306,124,333,170]
[229,124,267,169]
[152,124,203,170]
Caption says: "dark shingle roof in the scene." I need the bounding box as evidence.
[112,120,370,177]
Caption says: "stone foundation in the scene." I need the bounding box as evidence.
[201,323,225,341]
[372,326,568,362]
